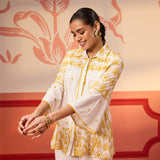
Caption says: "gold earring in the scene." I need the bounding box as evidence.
[95,30,101,37]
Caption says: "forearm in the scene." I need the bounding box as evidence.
[48,104,75,124]
[32,101,50,117]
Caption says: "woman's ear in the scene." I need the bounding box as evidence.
[94,21,101,32]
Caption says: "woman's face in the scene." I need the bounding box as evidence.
[70,19,97,51]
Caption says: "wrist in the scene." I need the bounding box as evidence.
[32,101,50,118]
[48,112,56,124]
[31,112,38,118]
[31,110,40,118]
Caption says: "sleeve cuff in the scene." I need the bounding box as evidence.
[42,100,52,113]
[68,103,96,134]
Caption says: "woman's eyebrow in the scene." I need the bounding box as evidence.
[71,28,84,34]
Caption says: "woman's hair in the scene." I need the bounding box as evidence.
[69,8,106,42]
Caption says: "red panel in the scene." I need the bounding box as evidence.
[0,98,160,159]
[111,99,160,158]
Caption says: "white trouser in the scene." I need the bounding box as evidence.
[55,150,112,160]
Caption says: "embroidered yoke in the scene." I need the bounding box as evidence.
[42,44,123,160]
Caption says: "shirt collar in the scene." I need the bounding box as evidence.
[75,43,109,59]
[95,43,109,59]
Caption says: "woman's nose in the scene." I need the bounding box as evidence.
[75,35,81,42]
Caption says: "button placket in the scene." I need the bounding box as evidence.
[78,58,90,97]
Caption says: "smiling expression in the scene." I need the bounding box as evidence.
[70,19,98,51]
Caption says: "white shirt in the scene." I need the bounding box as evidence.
[42,44,123,160]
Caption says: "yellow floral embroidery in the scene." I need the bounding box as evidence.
[44,44,123,159]
[51,124,73,154]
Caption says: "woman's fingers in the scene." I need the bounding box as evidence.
[23,119,38,134]
[25,116,35,128]
[32,132,42,139]
[25,124,45,139]
[18,114,47,140]
[20,116,47,139]
[19,116,28,128]
[25,128,37,135]
[17,115,30,134]
[18,120,24,129]
[18,124,24,134]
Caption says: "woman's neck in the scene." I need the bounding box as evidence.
[87,40,104,58]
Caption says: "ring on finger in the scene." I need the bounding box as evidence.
[35,128,40,133]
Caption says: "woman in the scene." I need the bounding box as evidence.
[18,8,123,160]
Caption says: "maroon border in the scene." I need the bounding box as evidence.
[0,100,41,107]
[0,153,54,160]
[0,98,160,159]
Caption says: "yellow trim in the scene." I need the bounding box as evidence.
[68,104,96,134]
[56,81,64,86]
[81,58,91,96]
[75,59,88,99]
[54,122,59,126]
[91,87,109,101]
[42,100,51,112]
[73,119,94,133]
[53,81,64,86]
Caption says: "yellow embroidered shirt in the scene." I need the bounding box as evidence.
[42,44,123,160]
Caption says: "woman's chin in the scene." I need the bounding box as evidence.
[80,45,88,50]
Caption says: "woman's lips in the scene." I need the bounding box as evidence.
[79,41,86,47]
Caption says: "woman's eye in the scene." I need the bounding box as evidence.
[80,31,84,35]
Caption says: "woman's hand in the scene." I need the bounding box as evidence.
[18,104,74,139]
[18,113,37,135]
[23,115,48,139]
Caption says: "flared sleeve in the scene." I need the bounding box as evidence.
[68,56,124,134]
[42,54,68,112]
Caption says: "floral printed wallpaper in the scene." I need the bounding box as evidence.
[0,0,160,92]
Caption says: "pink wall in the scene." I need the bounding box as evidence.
[1,0,160,92]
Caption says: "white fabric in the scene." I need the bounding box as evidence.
[55,150,112,160]
[42,44,123,159]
